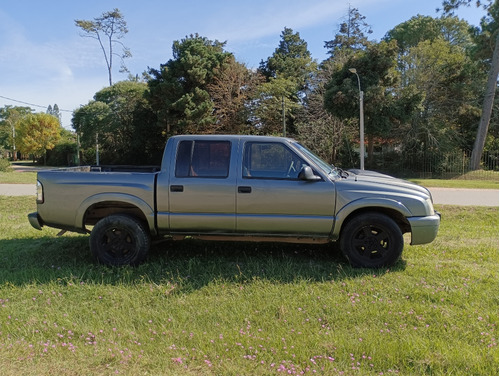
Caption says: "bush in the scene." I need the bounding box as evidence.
[0,158,11,172]
[46,142,78,166]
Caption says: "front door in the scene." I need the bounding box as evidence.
[236,141,335,236]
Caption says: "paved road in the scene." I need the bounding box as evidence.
[428,187,498,207]
[0,184,36,196]
[0,183,498,206]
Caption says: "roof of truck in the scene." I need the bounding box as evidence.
[169,134,296,142]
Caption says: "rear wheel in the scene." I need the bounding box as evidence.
[90,214,150,266]
[340,212,403,268]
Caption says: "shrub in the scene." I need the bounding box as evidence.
[46,142,78,166]
[0,158,11,172]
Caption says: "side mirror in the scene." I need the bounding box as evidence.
[298,166,321,181]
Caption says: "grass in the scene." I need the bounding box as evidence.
[408,178,498,189]
[409,170,499,189]
[0,171,37,184]
[0,196,497,375]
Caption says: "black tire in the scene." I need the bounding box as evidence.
[90,214,150,266]
[340,212,403,268]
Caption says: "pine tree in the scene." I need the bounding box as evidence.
[324,6,373,59]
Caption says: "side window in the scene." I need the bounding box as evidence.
[175,141,231,178]
[243,142,306,179]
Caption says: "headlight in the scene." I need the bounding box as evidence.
[36,180,44,204]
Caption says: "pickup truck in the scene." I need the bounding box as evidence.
[28,135,440,268]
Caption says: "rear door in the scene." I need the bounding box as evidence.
[236,140,336,236]
[168,139,236,233]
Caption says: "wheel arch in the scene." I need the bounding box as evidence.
[75,193,156,235]
[332,198,412,241]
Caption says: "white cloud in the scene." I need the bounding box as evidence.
[201,0,346,42]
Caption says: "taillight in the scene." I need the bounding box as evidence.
[36,180,44,204]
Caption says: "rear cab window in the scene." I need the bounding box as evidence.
[175,140,231,178]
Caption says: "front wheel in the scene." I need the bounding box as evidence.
[340,212,403,268]
[90,214,150,266]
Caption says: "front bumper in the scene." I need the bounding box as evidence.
[28,212,43,230]
[408,212,441,245]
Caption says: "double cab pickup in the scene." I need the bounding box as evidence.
[28,135,440,268]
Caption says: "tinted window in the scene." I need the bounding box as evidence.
[243,142,306,179]
[175,141,231,178]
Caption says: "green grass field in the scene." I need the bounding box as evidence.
[0,196,497,375]
[0,171,37,184]
[408,178,499,189]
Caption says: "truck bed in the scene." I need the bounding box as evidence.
[57,165,161,173]
[34,166,158,234]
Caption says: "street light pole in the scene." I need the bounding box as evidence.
[96,132,100,166]
[12,124,17,162]
[349,68,365,170]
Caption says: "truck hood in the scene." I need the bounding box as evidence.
[345,169,431,198]
[333,169,434,216]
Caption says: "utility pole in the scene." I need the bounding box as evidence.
[12,124,16,161]
[96,132,100,166]
[76,133,81,166]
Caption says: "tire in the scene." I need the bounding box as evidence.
[340,212,403,268]
[90,214,150,266]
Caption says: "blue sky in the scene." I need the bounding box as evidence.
[0,0,486,128]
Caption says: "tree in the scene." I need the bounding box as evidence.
[16,113,61,164]
[324,41,422,167]
[0,106,33,160]
[148,34,233,135]
[73,81,162,165]
[206,56,262,134]
[324,6,373,60]
[384,15,484,162]
[400,39,480,158]
[257,28,316,135]
[260,27,317,92]
[47,104,61,124]
[75,8,132,86]
[384,15,474,54]
[250,76,300,135]
[385,15,475,88]
[442,0,499,169]
[295,76,353,166]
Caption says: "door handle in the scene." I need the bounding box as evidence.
[238,186,252,194]
[170,185,184,192]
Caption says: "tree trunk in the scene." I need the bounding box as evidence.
[331,144,337,164]
[470,35,499,170]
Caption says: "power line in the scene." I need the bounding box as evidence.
[0,95,73,113]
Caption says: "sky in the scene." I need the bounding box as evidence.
[0,0,487,129]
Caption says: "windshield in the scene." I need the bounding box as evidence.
[293,142,340,179]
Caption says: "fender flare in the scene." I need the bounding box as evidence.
[332,197,412,240]
[74,193,156,234]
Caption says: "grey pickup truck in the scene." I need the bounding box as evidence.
[29,135,440,268]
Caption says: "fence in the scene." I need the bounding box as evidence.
[374,150,499,180]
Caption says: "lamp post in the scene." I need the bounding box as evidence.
[12,124,16,161]
[96,132,100,166]
[349,68,365,170]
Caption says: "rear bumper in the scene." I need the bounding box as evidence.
[28,212,43,230]
[408,212,441,245]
